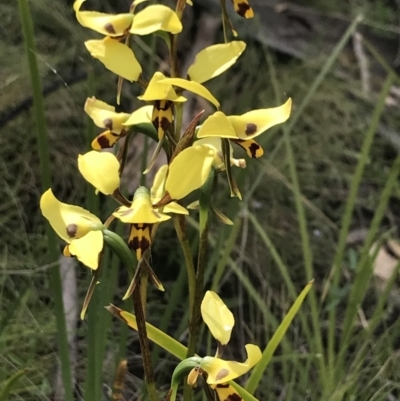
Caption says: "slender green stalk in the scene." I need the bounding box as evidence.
[132,281,158,401]
[173,215,196,314]
[17,1,74,400]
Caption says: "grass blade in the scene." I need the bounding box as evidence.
[17,0,74,399]
[245,281,313,393]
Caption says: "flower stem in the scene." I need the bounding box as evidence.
[173,215,196,315]
[132,279,158,401]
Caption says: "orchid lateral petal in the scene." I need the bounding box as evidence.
[68,231,103,270]
[232,138,264,158]
[123,106,153,126]
[159,78,220,108]
[230,0,254,18]
[188,41,246,84]
[212,384,243,401]
[201,344,262,384]
[113,186,170,224]
[91,130,121,150]
[165,145,214,200]
[201,291,234,345]
[78,151,120,195]
[163,202,189,215]
[40,189,103,243]
[130,5,182,35]
[73,0,133,36]
[228,98,292,140]
[197,112,237,139]
[84,38,142,81]
[84,97,130,134]
[138,72,186,102]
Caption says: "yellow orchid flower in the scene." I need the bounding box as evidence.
[129,5,182,35]
[84,38,142,82]
[74,0,133,36]
[197,98,292,158]
[40,189,104,269]
[187,291,261,398]
[78,151,120,195]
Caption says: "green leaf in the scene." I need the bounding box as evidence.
[0,369,29,401]
[245,281,313,393]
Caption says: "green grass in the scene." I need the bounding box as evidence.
[2,0,400,399]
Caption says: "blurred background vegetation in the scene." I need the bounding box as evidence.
[2,0,400,400]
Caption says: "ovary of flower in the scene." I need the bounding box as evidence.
[201,291,234,346]
[40,189,104,269]
[84,38,142,81]
[197,98,292,158]
[78,151,120,195]
[129,5,182,35]
[74,0,133,36]
[187,41,246,84]
[195,137,246,170]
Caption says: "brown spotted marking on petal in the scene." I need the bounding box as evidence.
[104,23,117,35]
[152,100,173,141]
[231,0,254,18]
[231,138,263,158]
[215,384,242,401]
[66,223,78,238]
[128,223,151,260]
[93,131,120,150]
[245,123,257,135]
[215,368,229,381]
[103,118,113,130]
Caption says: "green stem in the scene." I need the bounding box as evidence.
[17,1,74,400]
[173,215,196,314]
[132,280,158,401]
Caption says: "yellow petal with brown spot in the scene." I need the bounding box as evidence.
[197,112,237,139]
[130,5,182,35]
[128,223,151,260]
[159,78,220,108]
[74,0,133,36]
[85,38,142,81]
[68,231,103,270]
[165,145,214,200]
[40,189,103,243]
[231,138,263,158]
[85,97,130,134]
[201,291,234,345]
[188,41,246,84]
[138,72,187,102]
[228,98,292,140]
[91,130,121,150]
[78,151,120,195]
[201,344,261,384]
